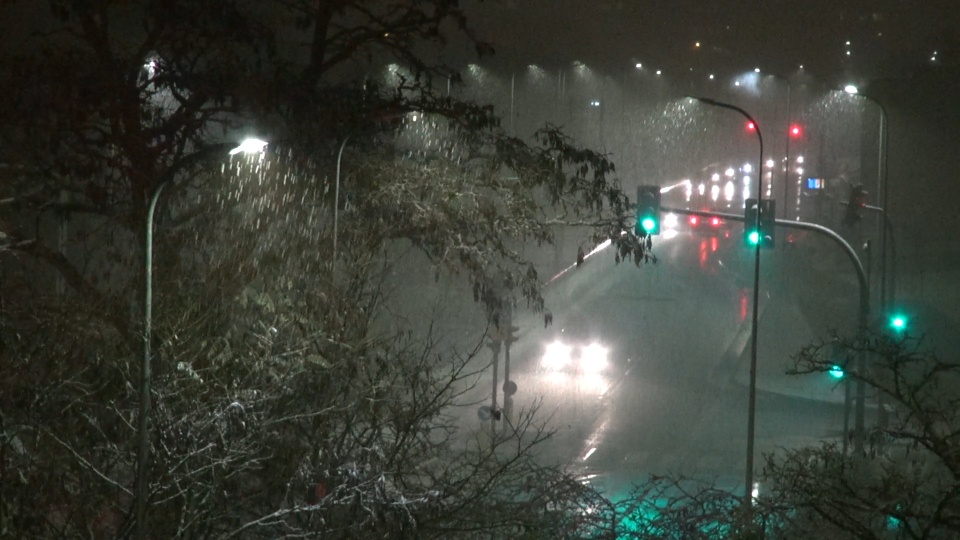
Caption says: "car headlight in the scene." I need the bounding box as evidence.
[580,343,608,373]
[542,341,572,370]
[663,212,679,229]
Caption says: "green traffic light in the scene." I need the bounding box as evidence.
[890,314,907,331]
[747,230,760,245]
[641,217,657,233]
[829,365,845,379]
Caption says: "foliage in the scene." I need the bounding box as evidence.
[765,331,960,539]
[613,475,765,540]
[0,2,655,536]
[1,151,621,538]
[589,331,960,540]
[0,0,648,327]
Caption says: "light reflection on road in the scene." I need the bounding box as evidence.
[542,371,611,397]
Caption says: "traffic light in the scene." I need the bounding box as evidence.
[828,340,845,379]
[889,313,908,332]
[635,185,661,236]
[842,184,868,227]
[746,121,756,131]
[788,124,803,138]
[743,198,775,249]
[829,364,845,379]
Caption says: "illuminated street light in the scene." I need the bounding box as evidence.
[137,137,267,539]
[228,138,268,155]
[843,83,894,333]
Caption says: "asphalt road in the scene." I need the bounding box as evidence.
[481,219,848,500]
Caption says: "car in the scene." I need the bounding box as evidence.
[686,213,724,230]
[539,331,610,374]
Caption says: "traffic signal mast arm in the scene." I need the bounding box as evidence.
[660,206,868,321]
[662,205,871,454]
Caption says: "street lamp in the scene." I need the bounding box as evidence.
[136,138,267,540]
[761,74,795,222]
[333,134,351,273]
[843,85,893,313]
[690,97,764,505]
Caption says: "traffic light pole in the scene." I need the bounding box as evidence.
[663,207,871,455]
[862,204,897,319]
[688,97,764,506]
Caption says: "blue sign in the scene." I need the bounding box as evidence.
[806,178,824,190]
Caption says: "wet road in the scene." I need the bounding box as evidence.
[473,220,848,499]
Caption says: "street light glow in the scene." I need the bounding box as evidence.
[844,84,859,94]
[229,138,268,155]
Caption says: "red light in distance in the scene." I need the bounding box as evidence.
[689,216,699,226]
[710,217,721,226]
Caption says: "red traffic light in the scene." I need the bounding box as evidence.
[789,124,802,138]
[746,121,756,131]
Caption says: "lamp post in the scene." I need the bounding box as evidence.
[690,97,764,505]
[843,85,893,313]
[136,138,267,540]
[762,74,794,222]
[333,134,351,271]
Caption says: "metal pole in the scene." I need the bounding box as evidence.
[878,105,890,318]
[667,206,871,455]
[135,140,266,538]
[782,84,792,223]
[510,72,515,135]
[489,339,500,438]
[865,205,898,426]
[137,181,168,540]
[503,306,517,423]
[690,97,763,504]
[334,135,351,274]
[842,375,851,456]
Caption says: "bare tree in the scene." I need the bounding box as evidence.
[760,331,960,539]
[0,3,655,536]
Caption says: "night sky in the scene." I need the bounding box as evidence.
[465,0,960,84]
